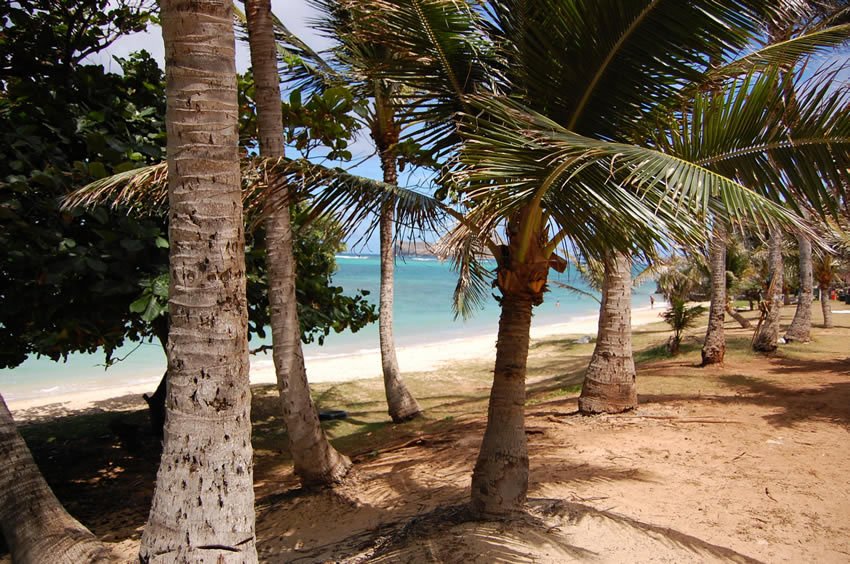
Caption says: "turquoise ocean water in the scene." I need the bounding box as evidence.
[0,255,657,402]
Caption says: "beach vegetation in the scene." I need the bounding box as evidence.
[662,299,707,355]
[341,0,849,518]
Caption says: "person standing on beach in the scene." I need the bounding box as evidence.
[650,295,655,309]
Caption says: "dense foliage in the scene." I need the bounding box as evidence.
[0,1,376,369]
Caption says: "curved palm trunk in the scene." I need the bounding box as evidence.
[375,111,421,423]
[378,156,422,423]
[820,283,833,328]
[0,394,116,563]
[579,253,637,414]
[246,0,350,485]
[725,303,752,328]
[784,232,813,342]
[701,222,727,365]
[140,2,258,561]
[753,228,784,353]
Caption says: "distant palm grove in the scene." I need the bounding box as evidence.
[1,0,848,562]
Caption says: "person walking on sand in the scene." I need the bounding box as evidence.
[650,295,655,309]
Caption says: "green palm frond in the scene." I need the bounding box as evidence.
[330,0,500,153]
[705,23,850,82]
[62,158,447,240]
[448,97,809,257]
[479,0,792,139]
[655,66,850,218]
[433,223,496,319]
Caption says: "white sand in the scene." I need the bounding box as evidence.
[7,305,665,415]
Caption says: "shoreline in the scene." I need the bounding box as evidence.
[6,305,665,417]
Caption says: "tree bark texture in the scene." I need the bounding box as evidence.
[579,253,637,414]
[0,394,117,563]
[785,231,813,342]
[246,0,351,486]
[140,1,258,561]
[820,284,833,328]
[701,222,727,365]
[470,209,552,517]
[753,229,784,353]
[378,150,421,423]
[470,293,532,517]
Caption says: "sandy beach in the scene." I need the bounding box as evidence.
[5,306,664,417]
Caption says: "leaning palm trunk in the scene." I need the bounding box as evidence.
[376,118,421,423]
[820,283,833,328]
[725,302,752,328]
[701,221,727,365]
[784,231,813,342]
[753,228,784,352]
[579,253,637,413]
[0,394,116,563]
[246,0,350,485]
[140,1,258,560]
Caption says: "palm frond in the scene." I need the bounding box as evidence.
[479,0,792,140]
[654,65,850,219]
[449,97,811,258]
[433,223,496,319]
[62,157,448,241]
[706,23,850,82]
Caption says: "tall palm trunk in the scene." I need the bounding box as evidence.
[579,253,637,414]
[820,284,833,328]
[470,211,549,517]
[701,221,727,365]
[374,94,421,423]
[245,0,350,485]
[140,1,258,561]
[753,228,784,352]
[784,231,813,342]
[0,394,116,563]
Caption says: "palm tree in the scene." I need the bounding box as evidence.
[785,228,814,341]
[702,220,729,364]
[139,0,258,560]
[579,252,637,413]
[244,0,351,485]
[352,0,850,518]
[0,394,117,563]
[753,228,786,352]
[814,253,841,328]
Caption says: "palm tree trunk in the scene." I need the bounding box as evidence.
[725,303,752,328]
[140,1,258,561]
[820,283,833,328]
[784,231,813,342]
[245,0,350,485]
[470,292,532,517]
[377,141,421,423]
[753,228,784,353]
[0,394,116,563]
[701,222,727,365]
[579,253,637,414]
